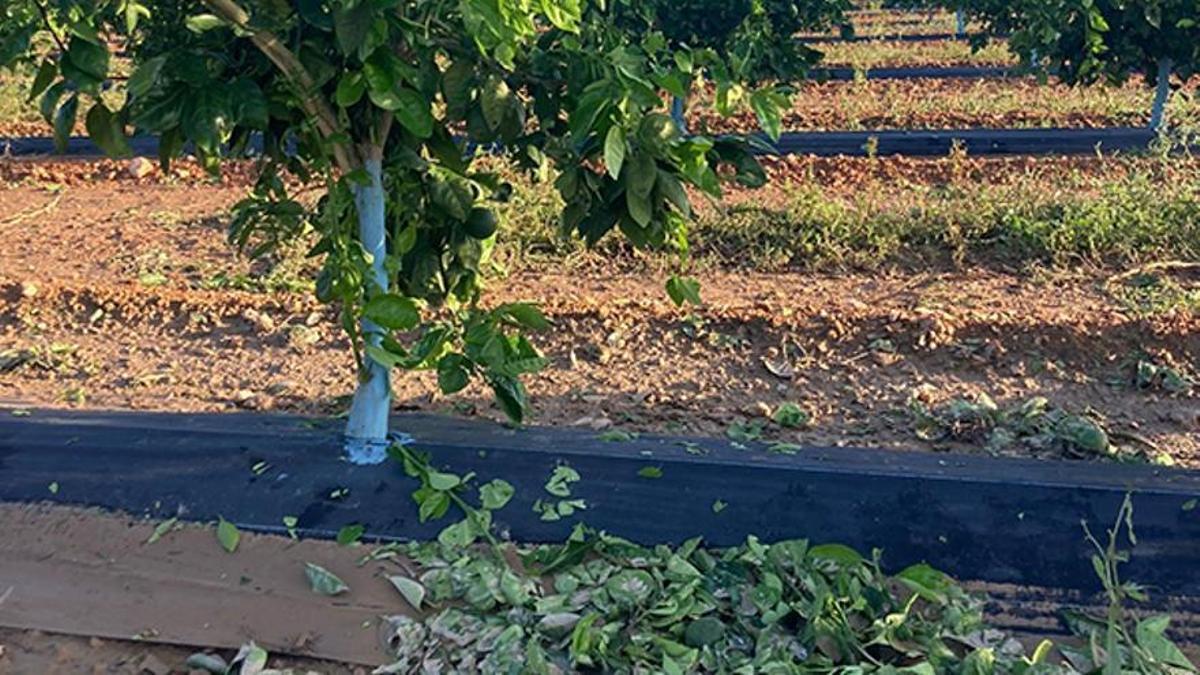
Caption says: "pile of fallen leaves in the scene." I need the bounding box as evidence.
[370,530,1036,674]
[910,394,1117,460]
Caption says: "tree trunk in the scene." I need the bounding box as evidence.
[1150,57,1173,133]
[344,155,391,465]
[671,92,688,136]
[954,9,966,37]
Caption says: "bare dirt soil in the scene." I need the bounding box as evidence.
[1,158,1196,466]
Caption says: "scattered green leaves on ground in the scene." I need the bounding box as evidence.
[533,464,587,522]
[726,419,767,443]
[216,517,239,553]
[771,402,811,429]
[597,429,639,442]
[911,393,1118,458]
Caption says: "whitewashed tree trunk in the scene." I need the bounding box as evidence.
[954,9,966,37]
[344,155,391,465]
[671,94,688,136]
[1150,58,1173,132]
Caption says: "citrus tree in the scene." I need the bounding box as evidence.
[958,0,1199,130]
[0,0,789,462]
[612,0,849,132]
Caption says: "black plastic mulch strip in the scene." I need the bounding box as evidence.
[765,126,1160,157]
[1,135,161,158]
[1,409,1199,596]
[1,126,1164,160]
[814,65,1017,80]
[799,32,990,44]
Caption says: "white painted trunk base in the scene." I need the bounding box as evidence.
[344,158,392,465]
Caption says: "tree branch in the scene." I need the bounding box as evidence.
[31,0,68,54]
[200,0,359,171]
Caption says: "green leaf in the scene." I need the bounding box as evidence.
[656,172,690,217]
[416,489,451,522]
[480,479,515,510]
[335,73,366,107]
[429,175,473,221]
[604,126,626,179]
[427,471,461,491]
[495,303,551,330]
[181,89,227,154]
[232,643,268,674]
[605,569,654,607]
[1054,415,1110,454]
[229,79,268,129]
[85,103,131,158]
[626,188,652,227]
[437,354,471,394]
[1135,615,1193,668]
[146,517,179,544]
[626,152,657,197]
[489,375,527,424]
[391,88,435,138]
[598,430,637,442]
[480,75,514,131]
[638,466,663,479]
[27,60,57,103]
[712,499,727,513]
[61,38,108,89]
[684,617,725,647]
[126,55,165,99]
[437,518,478,548]
[442,61,474,119]
[1029,639,1054,665]
[336,523,364,546]
[808,543,863,566]
[749,88,786,142]
[387,575,426,610]
[545,465,580,497]
[771,402,809,429]
[123,0,150,33]
[216,517,240,553]
[47,481,59,495]
[665,276,701,307]
[296,0,333,30]
[539,0,581,31]
[333,3,372,56]
[185,14,225,33]
[363,294,421,331]
[53,94,79,154]
[897,563,951,602]
[304,562,350,596]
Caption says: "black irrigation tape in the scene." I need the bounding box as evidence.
[1,126,1167,159]
[2,409,1199,596]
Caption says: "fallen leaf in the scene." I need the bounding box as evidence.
[387,575,426,611]
[304,562,349,596]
